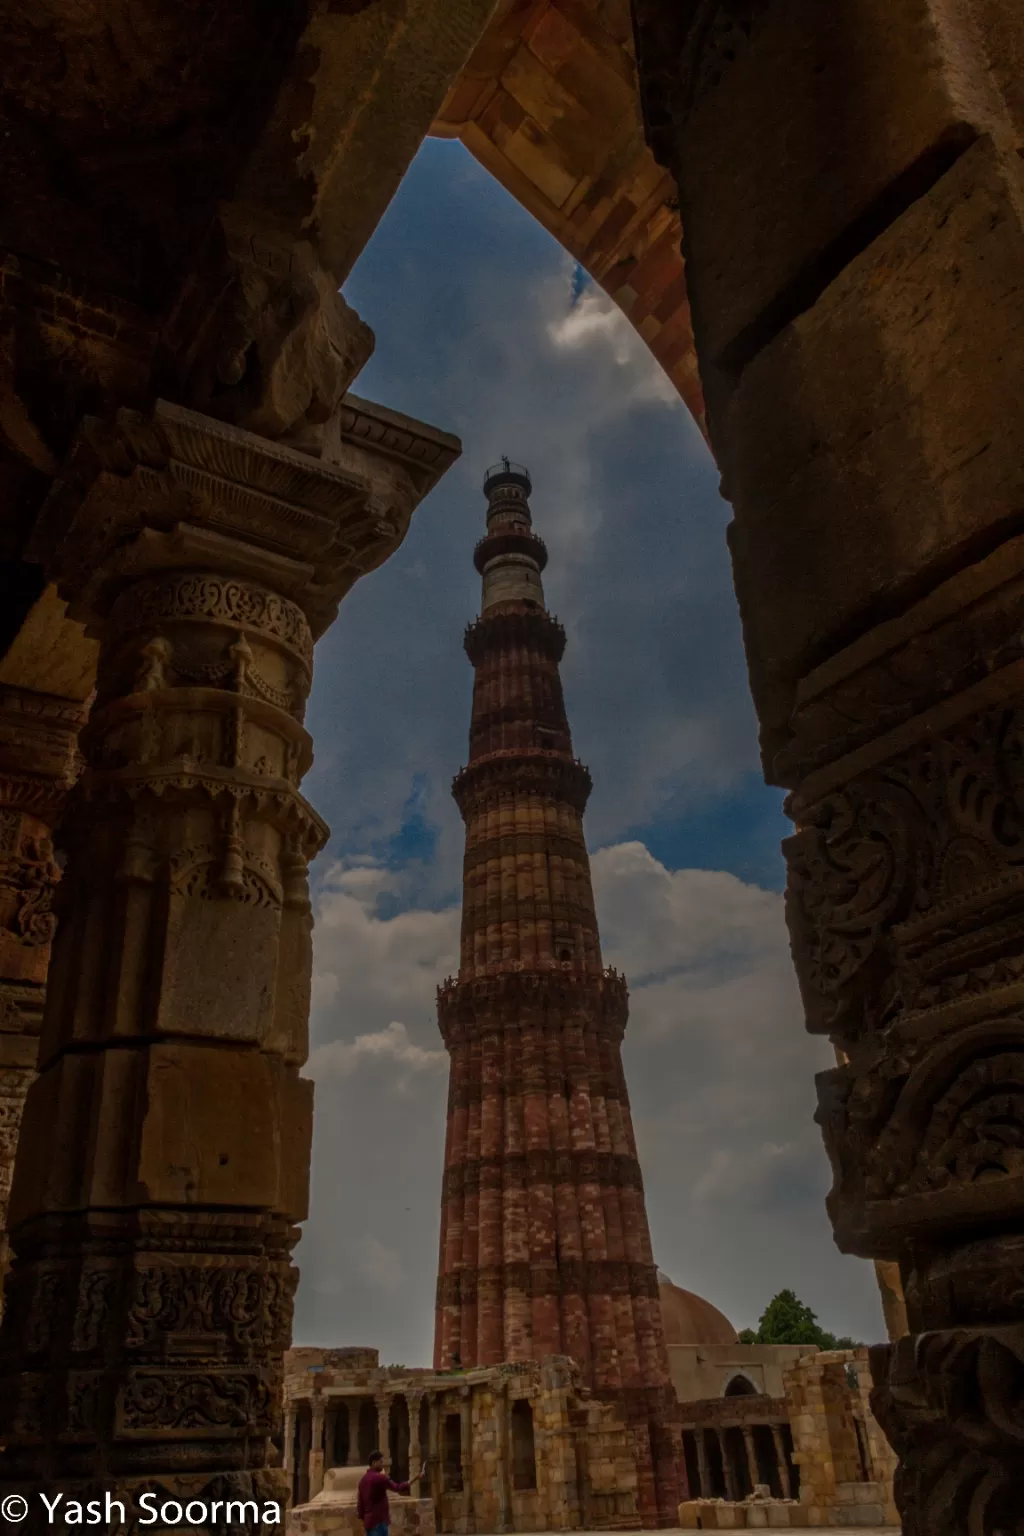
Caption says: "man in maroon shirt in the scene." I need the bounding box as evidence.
[357,1450,427,1536]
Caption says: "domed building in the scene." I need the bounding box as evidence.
[658,1274,740,1349]
[656,1272,812,1403]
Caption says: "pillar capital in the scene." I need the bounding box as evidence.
[32,398,449,639]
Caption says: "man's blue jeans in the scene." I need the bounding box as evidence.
[367,1524,390,1536]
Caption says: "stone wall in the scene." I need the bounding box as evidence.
[284,1350,640,1533]
[783,1351,898,1528]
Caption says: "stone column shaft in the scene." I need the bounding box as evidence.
[459,1390,473,1523]
[718,1430,737,1502]
[409,1394,423,1491]
[494,1384,511,1534]
[742,1426,759,1492]
[283,1407,297,1476]
[377,1396,391,1465]
[310,1397,326,1500]
[695,1430,710,1499]
[770,1425,791,1501]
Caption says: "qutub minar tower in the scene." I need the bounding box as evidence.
[435,461,686,1526]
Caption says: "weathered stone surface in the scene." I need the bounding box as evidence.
[284,1352,640,1534]
[726,136,1024,747]
[675,0,1012,374]
[430,0,706,431]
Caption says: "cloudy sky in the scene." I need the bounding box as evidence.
[293,138,883,1363]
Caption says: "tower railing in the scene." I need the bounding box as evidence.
[483,458,532,496]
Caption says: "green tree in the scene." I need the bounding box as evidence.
[741,1289,860,1350]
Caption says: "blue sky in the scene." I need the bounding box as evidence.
[293,138,883,1361]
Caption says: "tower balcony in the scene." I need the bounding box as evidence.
[483,459,532,497]
[473,527,548,573]
[436,963,630,1044]
[463,607,565,663]
[452,748,592,815]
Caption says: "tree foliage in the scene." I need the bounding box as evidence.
[739,1289,859,1350]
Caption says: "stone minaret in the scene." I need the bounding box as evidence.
[435,461,685,1525]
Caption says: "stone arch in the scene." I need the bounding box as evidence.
[431,1,705,433]
[724,1373,758,1397]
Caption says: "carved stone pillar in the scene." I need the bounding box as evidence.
[742,1426,758,1493]
[409,1392,424,1493]
[717,1429,736,1502]
[770,1425,791,1501]
[310,1395,326,1500]
[780,565,1024,1534]
[377,1396,391,1466]
[493,1382,510,1535]
[695,1429,710,1499]
[283,1406,297,1476]
[459,1387,473,1525]
[426,1393,441,1502]
[0,686,83,1297]
[0,397,457,1519]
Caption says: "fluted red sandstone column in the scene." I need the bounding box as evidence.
[435,464,684,1525]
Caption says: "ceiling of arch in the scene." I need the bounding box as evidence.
[430,0,706,436]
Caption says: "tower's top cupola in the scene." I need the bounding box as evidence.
[475,457,548,612]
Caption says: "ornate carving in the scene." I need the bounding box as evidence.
[109,573,314,668]
[0,821,61,948]
[786,708,1024,1041]
[871,1326,1024,1536]
[126,1263,296,1354]
[120,1371,273,1432]
[72,1268,118,1354]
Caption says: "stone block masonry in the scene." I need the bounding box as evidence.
[433,464,686,1526]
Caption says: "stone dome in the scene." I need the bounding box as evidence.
[657,1271,739,1347]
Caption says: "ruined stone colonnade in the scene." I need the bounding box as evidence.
[0,1,1022,1532]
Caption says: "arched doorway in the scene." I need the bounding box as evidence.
[724,1375,758,1397]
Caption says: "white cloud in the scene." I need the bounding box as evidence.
[309,1020,446,1085]
[547,282,678,407]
